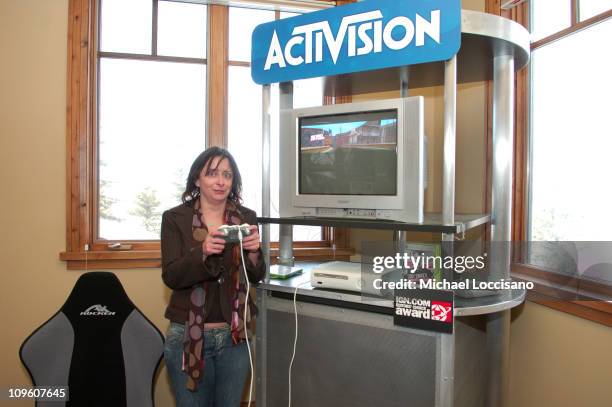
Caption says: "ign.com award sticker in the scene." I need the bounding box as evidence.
[394,288,454,334]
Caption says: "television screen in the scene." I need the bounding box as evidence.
[299,109,398,196]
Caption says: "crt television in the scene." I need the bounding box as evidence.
[279,97,426,223]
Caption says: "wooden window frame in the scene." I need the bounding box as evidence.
[485,0,612,326]
[60,0,351,270]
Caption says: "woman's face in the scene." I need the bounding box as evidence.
[197,156,233,205]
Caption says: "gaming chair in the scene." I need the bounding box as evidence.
[20,272,164,407]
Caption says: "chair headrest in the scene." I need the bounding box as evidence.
[61,272,135,322]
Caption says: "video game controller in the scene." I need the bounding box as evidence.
[218,224,251,243]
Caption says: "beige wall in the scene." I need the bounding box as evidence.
[510,302,612,407]
[0,1,610,407]
[0,1,174,405]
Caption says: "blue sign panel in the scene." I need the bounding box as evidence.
[251,0,461,85]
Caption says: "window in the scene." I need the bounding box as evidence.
[527,4,612,242]
[508,0,612,326]
[98,0,207,240]
[529,19,612,242]
[529,0,572,42]
[62,0,343,269]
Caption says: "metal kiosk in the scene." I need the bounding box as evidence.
[254,10,530,407]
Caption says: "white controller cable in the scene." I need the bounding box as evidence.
[289,279,310,407]
[237,229,254,407]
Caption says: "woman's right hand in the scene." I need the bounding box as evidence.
[202,229,226,256]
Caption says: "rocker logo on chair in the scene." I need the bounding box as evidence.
[80,304,116,316]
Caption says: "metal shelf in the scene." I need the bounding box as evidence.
[323,10,530,97]
[259,265,525,317]
[258,213,490,234]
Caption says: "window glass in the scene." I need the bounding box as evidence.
[280,11,299,19]
[529,19,612,241]
[530,0,572,42]
[157,1,207,58]
[98,59,206,240]
[228,7,275,62]
[100,0,152,54]
[227,65,263,213]
[579,0,612,21]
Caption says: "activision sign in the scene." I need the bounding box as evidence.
[251,0,461,84]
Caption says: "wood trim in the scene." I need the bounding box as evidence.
[512,264,612,327]
[66,0,76,251]
[269,247,353,262]
[66,259,162,270]
[485,0,502,16]
[573,300,612,315]
[98,52,206,65]
[228,60,250,67]
[66,0,95,253]
[61,250,162,261]
[91,0,100,247]
[61,246,353,269]
[531,9,612,51]
[524,291,612,327]
[512,66,528,242]
[512,2,528,243]
[270,240,330,248]
[332,228,350,248]
[513,264,580,298]
[90,241,160,251]
[207,4,229,147]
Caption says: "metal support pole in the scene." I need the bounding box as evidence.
[397,67,410,247]
[278,225,295,266]
[257,84,271,407]
[490,55,514,279]
[442,56,457,226]
[437,332,456,407]
[262,84,271,280]
[279,82,294,266]
[437,55,457,407]
[487,310,511,407]
[255,288,267,407]
[487,54,515,407]
[400,66,410,97]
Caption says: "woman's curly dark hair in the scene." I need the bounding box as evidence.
[181,147,243,205]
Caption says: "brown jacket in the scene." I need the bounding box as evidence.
[160,201,266,324]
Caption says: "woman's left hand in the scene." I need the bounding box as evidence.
[240,225,260,253]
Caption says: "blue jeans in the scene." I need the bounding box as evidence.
[164,322,250,407]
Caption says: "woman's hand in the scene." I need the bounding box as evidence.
[202,229,226,256]
[240,225,260,253]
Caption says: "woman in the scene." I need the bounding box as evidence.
[161,147,265,407]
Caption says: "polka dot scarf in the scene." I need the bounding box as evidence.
[184,200,257,391]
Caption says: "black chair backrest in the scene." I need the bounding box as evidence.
[20,272,164,407]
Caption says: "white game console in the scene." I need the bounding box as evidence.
[310,261,364,292]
